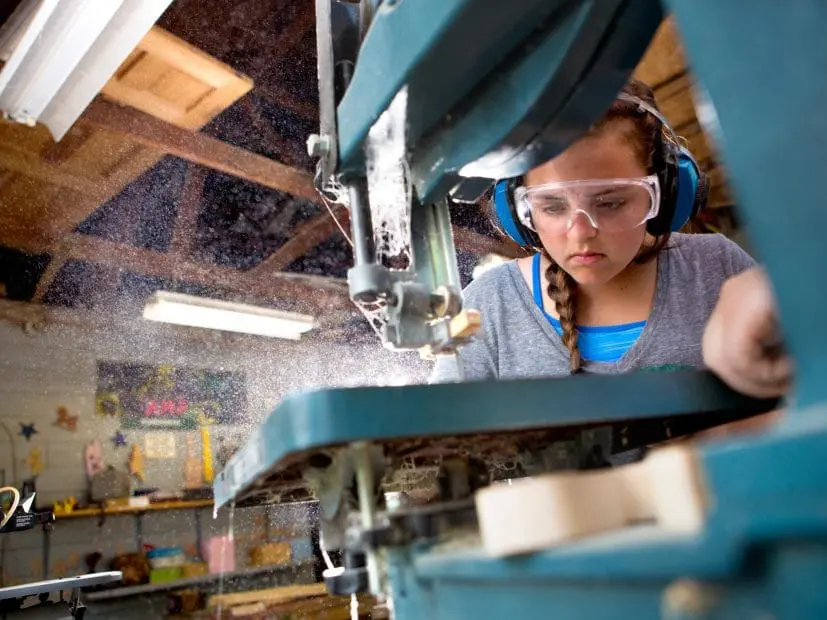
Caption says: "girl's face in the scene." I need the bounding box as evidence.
[524,124,652,287]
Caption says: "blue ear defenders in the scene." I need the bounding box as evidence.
[491,92,709,249]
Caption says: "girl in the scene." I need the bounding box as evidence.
[431,79,755,382]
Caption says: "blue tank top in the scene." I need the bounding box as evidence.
[531,253,645,363]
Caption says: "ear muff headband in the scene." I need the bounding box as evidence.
[493,179,530,247]
[616,92,707,232]
[674,146,703,231]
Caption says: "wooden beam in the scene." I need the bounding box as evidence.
[77,102,523,265]
[79,99,319,202]
[0,169,15,191]
[208,584,328,610]
[41,123,95,165]
[79,100,527,269]
[633,18,686,90]
[0,145,111,200]
[243,96,301,167]
[0,297,113,334]
[255,83,317,121]
[62,234,351,310]
[271,2,316,57]
[451,226,528,259]
[32,242,71,303]
[170,165,207,258]
[250,205,350,274]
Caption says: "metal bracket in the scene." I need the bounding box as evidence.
[310,0,339,187]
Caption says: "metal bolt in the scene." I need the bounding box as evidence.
[307,134,330,158]
[8,112,36,127]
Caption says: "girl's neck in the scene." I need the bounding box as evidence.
[539,253,659,326]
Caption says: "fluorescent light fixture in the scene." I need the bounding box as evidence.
[143,291,316,341]
[0,0,173,140]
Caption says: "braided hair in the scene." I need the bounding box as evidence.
[545,79,672,373]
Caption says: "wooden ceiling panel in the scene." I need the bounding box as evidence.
[101,27,254,131]
[0,120,54,157]
[633,18,686,88]
[679,122,713,165]
[656,86,698,131]
[0,173,87,250]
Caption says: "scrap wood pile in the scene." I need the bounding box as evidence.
[175,582,386,619]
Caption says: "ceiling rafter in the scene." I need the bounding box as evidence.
[451,226,527,259]
[170,164,208,258]
[78,98,525,264]
[255,83,317,121]
[249,204,350,274]
[59,233,352,310]
[270,0,316,57]
[79,98,319,201]
[32,240,72,303]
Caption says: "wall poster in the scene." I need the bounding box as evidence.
[95,361,246,430]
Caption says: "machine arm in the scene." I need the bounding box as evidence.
[308,0,663,353]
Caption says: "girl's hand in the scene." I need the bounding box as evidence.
[702,266,792,398]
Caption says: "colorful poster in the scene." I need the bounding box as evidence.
[96,361,246,430]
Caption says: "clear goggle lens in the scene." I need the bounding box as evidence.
[515,174,660,235]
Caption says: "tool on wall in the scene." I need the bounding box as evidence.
[128,444,145,483]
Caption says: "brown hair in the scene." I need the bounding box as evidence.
[547,79,671,373]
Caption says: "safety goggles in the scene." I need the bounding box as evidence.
[514,174,661,235]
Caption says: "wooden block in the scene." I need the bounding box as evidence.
[248,542,292,567]
[449,309,482,339]
[181,562,209,578]
[645,446,706,534]
[476,444,707,557]
[230,603,266,618]
[475,470,630,557]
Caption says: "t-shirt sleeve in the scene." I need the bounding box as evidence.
[717,233,757,277]
[427,271,502,384]
[428,331,498,383]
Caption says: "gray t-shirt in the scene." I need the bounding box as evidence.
[430,233,755,383]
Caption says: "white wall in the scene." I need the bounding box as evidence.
[0,311,428,584]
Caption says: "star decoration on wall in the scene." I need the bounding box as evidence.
[24,447,45,476]
[54,407,78,432]
[19,423,37,441]
[112,431,128,448]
